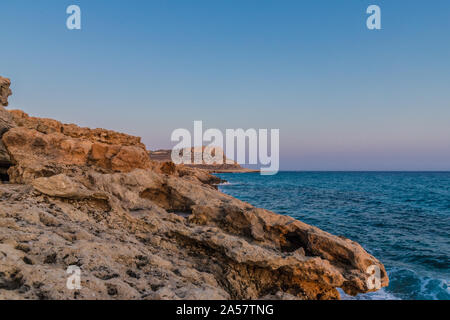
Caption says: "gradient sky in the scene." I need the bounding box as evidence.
[1,0,449,170]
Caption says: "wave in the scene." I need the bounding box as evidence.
[339,267,449,300]
[338,288,401,300]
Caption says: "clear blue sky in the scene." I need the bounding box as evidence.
[1,0,449,170]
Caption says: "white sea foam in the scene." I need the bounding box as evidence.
[338,288,401,300]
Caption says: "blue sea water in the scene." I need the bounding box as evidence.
[216,172,450,300]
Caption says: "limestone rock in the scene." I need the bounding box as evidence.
[2,125,151,184]
[0,165,389,300]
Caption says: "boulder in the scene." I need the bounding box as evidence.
[32,174,108,200]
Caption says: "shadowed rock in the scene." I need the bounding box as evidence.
[0,77,14,180]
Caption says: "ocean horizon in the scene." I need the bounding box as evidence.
[217,171,450,300]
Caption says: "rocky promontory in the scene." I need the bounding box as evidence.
[149,148,258,173]
[0,77,388,300]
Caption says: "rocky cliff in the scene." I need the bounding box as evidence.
[0,78,388,300]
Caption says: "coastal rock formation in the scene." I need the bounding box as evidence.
[0,78,388,300]
[0,77,12,107]
[3,110,151,184]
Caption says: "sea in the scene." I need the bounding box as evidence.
[215,171,450,300]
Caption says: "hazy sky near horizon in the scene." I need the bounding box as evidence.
[1,0,450,170]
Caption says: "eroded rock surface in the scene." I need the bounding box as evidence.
[0,78,388,300]
[2,110,151,184]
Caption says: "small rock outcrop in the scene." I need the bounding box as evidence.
[0,77,388,300]
[0,77,12,107]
